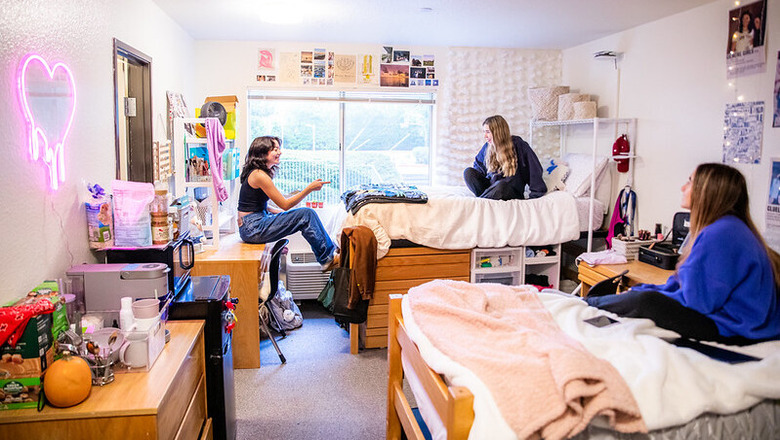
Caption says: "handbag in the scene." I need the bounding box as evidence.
[331,265,369,324]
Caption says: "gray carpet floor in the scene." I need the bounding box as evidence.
[234,301,388,439]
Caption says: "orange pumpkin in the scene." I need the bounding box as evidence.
[44,354,92,407]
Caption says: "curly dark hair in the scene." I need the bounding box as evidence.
[240,136,280,183]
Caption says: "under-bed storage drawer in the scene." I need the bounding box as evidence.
[358,247,471,350]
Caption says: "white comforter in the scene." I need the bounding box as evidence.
[335,186,580,258]
[403,289,780,439]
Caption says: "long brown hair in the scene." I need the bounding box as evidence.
[680,163,780,286]
[483,115,517,177]
[240,136,280,183]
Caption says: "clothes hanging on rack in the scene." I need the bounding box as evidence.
[606,186,636,247]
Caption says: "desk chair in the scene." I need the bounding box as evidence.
[259,239,289,364]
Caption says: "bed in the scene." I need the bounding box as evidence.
[388,280,780,440]
[323,155,613,353]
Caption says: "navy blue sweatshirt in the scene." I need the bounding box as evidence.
[472,135,547,199]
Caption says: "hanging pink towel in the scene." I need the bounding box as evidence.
[205,118,229,202]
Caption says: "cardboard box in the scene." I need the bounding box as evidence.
[0,282,67,410]
[0,312,53,410]
[203,95,239,139]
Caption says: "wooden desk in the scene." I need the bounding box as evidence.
[578,260,674,296]
[192,233,265,369]
[0,321,208,440]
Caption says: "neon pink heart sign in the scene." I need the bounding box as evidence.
[18,54,77,190]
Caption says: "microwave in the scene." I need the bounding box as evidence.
[105,233,195,295]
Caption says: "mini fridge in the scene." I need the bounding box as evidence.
[168,275,237,440]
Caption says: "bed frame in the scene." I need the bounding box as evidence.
[386,294,474,440]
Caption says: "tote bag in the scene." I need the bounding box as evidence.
[331,266,369,324]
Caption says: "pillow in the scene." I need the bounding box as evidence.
[541,158,569,193]
[563,153,609,197]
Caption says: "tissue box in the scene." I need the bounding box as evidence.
[611,238,654,260]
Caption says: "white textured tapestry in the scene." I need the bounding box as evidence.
[437,47,562,186]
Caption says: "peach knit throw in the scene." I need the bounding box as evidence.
[406,280,646,439]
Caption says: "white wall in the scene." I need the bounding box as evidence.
[191,41,448,166]
[0,0,194,303]
[563,0,779,236]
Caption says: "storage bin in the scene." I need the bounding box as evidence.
[611,238,654,260]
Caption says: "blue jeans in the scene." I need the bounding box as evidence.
[239,207,336,264]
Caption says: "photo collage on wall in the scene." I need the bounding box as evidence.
[254,46,437,88]
[380,46,438,88]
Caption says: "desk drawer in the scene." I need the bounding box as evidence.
[159,332,205,440]
[175,374,207,440]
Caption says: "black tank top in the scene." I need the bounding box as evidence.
[237,179,269,213]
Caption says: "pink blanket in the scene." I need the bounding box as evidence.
[406,280,646,439]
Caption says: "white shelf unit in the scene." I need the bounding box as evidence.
[172,117,239,250]
[529,117,638,252]
[470,244,561,289]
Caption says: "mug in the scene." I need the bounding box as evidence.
[120,333,149,368]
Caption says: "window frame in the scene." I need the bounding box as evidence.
[247,89,437,196]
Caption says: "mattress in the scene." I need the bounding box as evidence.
[401,288,780,439]
[404,362,780,440]
[575,196,606,231]
[329,186,586,258]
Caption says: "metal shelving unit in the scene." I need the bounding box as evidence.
[529,117,638,252]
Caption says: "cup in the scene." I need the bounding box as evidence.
[120,333,149,368]
[133,316,161,332]
[132,298,160,319]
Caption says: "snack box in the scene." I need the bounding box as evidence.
[638,243,680,270]
[0,283,67,410]
[0,312,53,410]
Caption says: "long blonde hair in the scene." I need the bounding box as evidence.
[483,115,517,177]
[679,163,780,286]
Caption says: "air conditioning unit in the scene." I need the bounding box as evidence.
[286,251,330,300]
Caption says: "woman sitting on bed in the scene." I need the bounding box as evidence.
[587,163,780,344]
[463,115,546,201]
[237,136,338,270]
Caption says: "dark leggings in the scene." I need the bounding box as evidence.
[463,167,522,201]
[585,290,727,342]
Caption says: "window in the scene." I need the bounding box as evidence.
[248,90,435,205]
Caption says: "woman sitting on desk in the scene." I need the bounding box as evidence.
[237,136,338,270]
[587,163,780,344]
[463,115,546,201]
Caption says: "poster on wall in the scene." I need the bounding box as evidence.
[774,52,780,127]
[279,52,299,83]
[360,54,375,84]
[380,64,409,87]
[726,0,767,78]
[381,46,393,63]
[722,100,764,164]
[258,48,276,71]
[765,159,780,253]
[334,54,356,83]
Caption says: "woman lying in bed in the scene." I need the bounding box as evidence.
[587,163,780,344]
